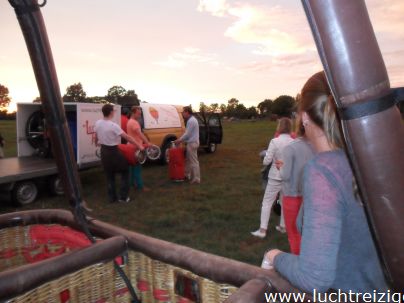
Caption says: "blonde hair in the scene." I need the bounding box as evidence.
[300,72,360,199]
[276,117,292,134]
[299,71,344,149]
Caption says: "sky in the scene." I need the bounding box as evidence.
[1,0,404,113]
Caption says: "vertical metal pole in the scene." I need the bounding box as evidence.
[8,0,84,209]
[302,0,404,291]
[8,3,140,301]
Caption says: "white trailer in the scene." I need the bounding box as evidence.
[0,102,120,205]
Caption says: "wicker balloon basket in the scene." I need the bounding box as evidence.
[0,210,298,303]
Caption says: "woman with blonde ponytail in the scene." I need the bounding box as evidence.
[263,72,387,293]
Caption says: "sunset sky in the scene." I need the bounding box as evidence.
[1,0,404,112]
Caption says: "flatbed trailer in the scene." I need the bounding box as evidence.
[0,156,100,205]
[0,156,57,184]
[0,102,120,206]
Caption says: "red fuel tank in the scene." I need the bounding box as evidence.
[169,146,185,181]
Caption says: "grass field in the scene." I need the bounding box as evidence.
[0,120,17,157]
[0,119,289,266]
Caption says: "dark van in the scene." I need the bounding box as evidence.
[194,112,223,153]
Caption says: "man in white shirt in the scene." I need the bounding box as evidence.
[94,104,143,203]
[174,106,200,184]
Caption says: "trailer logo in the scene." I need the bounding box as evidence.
[82,120,97,145]
[82,120,101,159]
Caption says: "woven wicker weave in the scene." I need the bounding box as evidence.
[1,224,237,303]
[0,225,80,271]
[10,261,118,303]
[128,251,237,303]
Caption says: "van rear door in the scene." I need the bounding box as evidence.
[195,113,208,145]
[207,114,223,144]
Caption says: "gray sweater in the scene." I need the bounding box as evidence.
[274,150,387,293]
[279,138,314,196]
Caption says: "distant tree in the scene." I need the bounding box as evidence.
[87,96,109,104]
[199,102,209,113]
[226,98,239,117]
[0,84,11,111]
[125,90,137,97]
[209,103,219,113]
[63,82,87,102]
[272,95,296,117]
[247,106,258,118]
[257,99,273,116]
[107,85,127,103]
[234,103,247,118]
[33,96,41,103]
[0,110,16,120]
[227,98,239,108]
[219,104,227,115]
[117,89,140,106]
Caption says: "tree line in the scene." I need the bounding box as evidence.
[33,82,141,106]
[200,95,297,119]
[3,82,403,120]
[0,82,298,120]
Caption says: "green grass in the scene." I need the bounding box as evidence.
[0,119,288,266]
[0,120,17,157]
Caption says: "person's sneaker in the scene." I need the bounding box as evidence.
[118,197,131,203]
[251,229,266,238]
[275,225,286,233]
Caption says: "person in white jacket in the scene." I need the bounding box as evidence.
[251,118,294,238]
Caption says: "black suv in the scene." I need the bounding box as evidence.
[194,112,223,153]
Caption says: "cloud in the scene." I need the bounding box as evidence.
[197,0,228,17]
[197,0,404,87]
[154,47,218,69]
[368,0,404,38]
[240,51,321,76]
[154,56,186,69]
[365,0,404,86]
[225,5,313,56]
[197,1,314,57]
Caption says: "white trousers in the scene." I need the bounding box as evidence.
[260,178,284,230]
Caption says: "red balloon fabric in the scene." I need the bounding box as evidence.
[118,144,138,165]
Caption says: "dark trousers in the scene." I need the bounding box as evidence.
[105,169,129,202]
[100,144,130,202]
